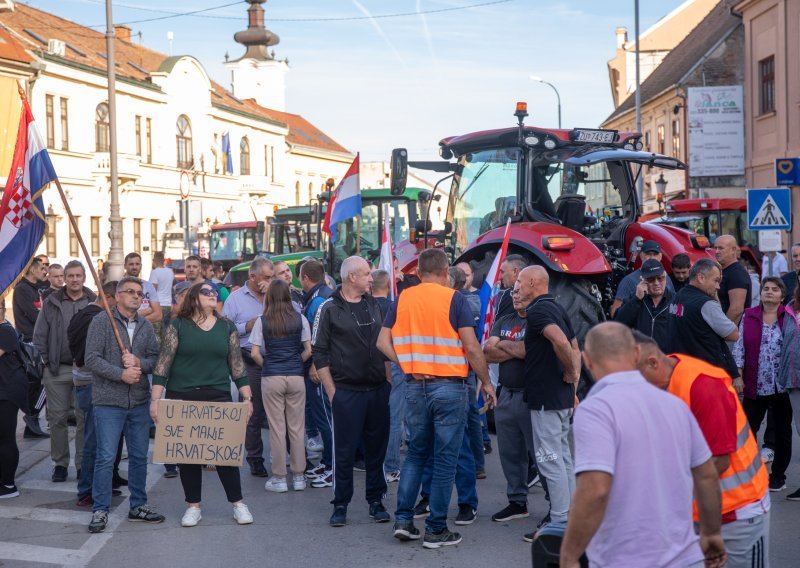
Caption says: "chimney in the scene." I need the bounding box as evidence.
[115,25,132,42]
[615,27,627,49]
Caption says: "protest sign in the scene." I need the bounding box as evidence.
[152,399,247,466]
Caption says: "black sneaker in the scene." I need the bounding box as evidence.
[769,478,786,492]
[523,532,535,543]
[329,506,347,527]
[23,415,49,438]
[527,468,540,488]
[786,488,800,501]
[393,521,421,541]
[423,528,462,549]
[492,502,529,522]
[483,441,492,454]
[353,460,366,472]
[455,505,477,525]
[88,510,108,533]
[128,504,165,523]
[248,459,269,477]
[77,493,93,507]
[52,465,67,482]
[369,501,391,523]
[0,484,19,498]
[163,465,178,479]
[112,473,128,488]
[413,498,430,518]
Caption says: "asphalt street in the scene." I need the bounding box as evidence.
[1,416,799,568]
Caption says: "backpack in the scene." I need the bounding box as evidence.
[16,333,44,384]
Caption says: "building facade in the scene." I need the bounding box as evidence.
[0,0,352,268]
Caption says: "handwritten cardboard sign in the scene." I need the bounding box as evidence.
[152,399,247,467]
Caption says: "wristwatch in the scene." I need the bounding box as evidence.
[242,396,253,402]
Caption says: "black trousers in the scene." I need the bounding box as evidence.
[331,383,390,507]
[743,392,793,482]
[166,388,243,504]
[0,400,19,486]
[243,355,267,463]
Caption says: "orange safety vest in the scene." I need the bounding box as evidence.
[667,354,768,520]
[391,283,469,378]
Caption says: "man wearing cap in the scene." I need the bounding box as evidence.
[610,240,674,317]
[613,259,675,352]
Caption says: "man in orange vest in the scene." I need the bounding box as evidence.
[635,332,770,568]
[378,248,496,549]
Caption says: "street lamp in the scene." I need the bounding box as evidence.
[529,75,561,128]
[654,172,667,214]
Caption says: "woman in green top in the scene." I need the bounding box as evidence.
[152,282,254,528]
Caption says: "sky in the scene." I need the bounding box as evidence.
[28,0,687,163]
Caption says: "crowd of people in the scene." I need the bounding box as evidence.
[0,233,797,565]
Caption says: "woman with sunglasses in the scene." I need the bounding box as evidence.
[249,279,312,492]
[152,282,254,527]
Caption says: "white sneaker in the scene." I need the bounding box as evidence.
[181,507,202,527]
[264,476,288,493]
[292,474,306,491]
[761,447,775,464]
[233,503,254,525]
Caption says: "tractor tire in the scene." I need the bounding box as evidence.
[548,273,605,346]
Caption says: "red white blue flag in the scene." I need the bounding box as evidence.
[477,219,511,345]
[0,92,57,298]
[378,211,397,300]
[322,154,360,243]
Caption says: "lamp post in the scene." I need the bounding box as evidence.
[105,0,123,279]
[529,75,561,129]
[654,172,667,214]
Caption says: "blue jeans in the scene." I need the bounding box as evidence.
[395,381,468,533]
[75,383,94,499]
[467,377,486,472]
[93,403,150,513]
[384,364,407,474]
[420,424,477,509]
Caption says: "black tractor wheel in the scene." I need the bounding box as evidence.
[548,273,605,346]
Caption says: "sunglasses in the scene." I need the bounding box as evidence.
[120,289,144,298]
[199,288,218,298]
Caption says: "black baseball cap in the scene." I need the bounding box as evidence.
[641,259,665,279]
[641,240,662,254]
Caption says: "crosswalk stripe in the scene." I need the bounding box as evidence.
[0,505,88,525]
[0,542,88,565]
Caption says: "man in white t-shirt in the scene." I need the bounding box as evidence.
[148,252,174,325]
[123,253,162,326]
[761,251,788,279]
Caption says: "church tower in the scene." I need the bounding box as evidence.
[224,0,288,111]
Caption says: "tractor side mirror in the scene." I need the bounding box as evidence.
[390,148,408,196]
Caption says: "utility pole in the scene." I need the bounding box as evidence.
[105,0,123,279]
[634,0,644,206]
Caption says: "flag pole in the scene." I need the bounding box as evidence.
[53,177,126,352]
[356,215,361,256]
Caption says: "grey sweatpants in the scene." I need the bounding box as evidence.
[720,510,770,568]
[530,408,575,523]
[495,388,535,504]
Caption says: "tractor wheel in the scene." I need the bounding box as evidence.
[548,273,605,346]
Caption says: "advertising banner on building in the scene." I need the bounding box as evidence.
[688,86,745,177]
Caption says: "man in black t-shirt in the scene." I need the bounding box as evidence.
[714,235,751,325]
[515,266,580,540]
[484,293,536,523]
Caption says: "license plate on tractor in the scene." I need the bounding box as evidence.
[572,129,616,143]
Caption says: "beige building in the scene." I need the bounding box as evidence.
[735,0,800,242]
[603,0,745,213]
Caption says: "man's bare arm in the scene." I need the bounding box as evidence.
[497,339,525,359]
[459,326,496,408]
[543,324,581,382]
[483,336,513,363]
[691,458,727,568]
[726,288,747,325]
[560,471,612,567]
[377,326,400,366]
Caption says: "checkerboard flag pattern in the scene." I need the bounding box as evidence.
[0,79,57,298]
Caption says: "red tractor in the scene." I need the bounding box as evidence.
[390,103,715,340]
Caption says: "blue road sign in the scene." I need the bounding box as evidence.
[747,188,791,230]
[776,159,800,185]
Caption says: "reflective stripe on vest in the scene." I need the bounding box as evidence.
[667,354,768,518]
[391,283,468,377]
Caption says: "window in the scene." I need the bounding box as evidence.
[59,98,69,150]
[90,216,100,256]
[145,118,152,163]
[150,219,158,254]
[45,214,57,257]
[671,120,681,159]
[295,181,300,206]
[45,95,54,148]
[270,146,275,182]
[759,56,775,114]
[240,137,250,175]
[135,115,142,156]
[264,145,269,177]
[657,124,665,155]
[176,115,193,169]
[644,131,651,152]
[308,182,314,203]
[95,103,110,152]
[133,218,142,253]
[69,217,79,257]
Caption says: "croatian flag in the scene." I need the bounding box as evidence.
[322,154,360,243]
[477,219,511,344]
[377,211,397,300]
[0,89,57,298]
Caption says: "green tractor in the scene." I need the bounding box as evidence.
[222,187,431,289]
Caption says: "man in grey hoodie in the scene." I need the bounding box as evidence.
[33,260,96,482]
[84,276,163,533]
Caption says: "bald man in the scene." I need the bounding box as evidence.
[714,235,751,325]
[515,265,580,541]
[560,323,725,568]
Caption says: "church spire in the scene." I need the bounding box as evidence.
[233,0,279,61]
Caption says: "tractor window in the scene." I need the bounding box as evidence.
[333,203,380,268]
[210,230,242,261]
[452,148,519,256]
[721,210,756,248]
[385,199,411,243]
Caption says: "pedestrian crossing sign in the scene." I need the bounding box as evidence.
[747,188,791,230]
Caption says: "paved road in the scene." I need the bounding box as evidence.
[2,418,799,567]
